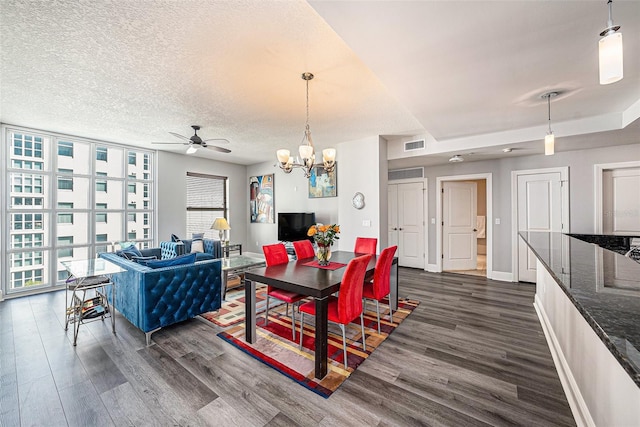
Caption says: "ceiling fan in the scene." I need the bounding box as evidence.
[152,125,231,154]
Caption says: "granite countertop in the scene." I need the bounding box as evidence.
[519,231,640,387]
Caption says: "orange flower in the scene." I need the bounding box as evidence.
[307,225,317,236]
[319,225,329,233]
[333,225,340,233]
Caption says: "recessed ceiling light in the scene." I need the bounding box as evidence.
[502,148,512,153]
[449,155,464,162]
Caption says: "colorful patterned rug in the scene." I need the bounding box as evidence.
[212,294,419,398]
[200,284,283,327]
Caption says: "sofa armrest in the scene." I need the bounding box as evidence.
[140,247,161,259]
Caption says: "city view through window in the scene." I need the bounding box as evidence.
[3,127,155,296]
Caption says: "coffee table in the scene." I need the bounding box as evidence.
[220,255,266,300]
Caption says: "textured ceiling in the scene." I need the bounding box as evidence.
[1,0,638,166]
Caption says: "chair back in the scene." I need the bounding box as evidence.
[337,254,373,324]
[293,240,315,259]
[262,243,289,267]
[372,246,397,300]
[354,237,377,254]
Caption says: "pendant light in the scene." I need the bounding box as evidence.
[542,92,557,156]
[276,72,336,178]
[599,0,623,85]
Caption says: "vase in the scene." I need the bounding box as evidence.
[316,244,331,266]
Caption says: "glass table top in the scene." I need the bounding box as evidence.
[220,255,265,271]
[60,258,126,278]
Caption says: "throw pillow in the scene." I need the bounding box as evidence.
[171,234,182,242]
[119,241,136,249]
[116,245,143,260]
[143,253,196,269]
[191,232,205,253]
[131,255,157,264]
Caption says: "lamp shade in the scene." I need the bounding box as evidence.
[211,217,230,231]
[599,32,623,85]
[298,144,314,160]
[186,145,198,155]
[545,133,555,156]
[322,148,336,162]
[276,149,290,163]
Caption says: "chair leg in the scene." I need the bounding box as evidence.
[360,312,367,351]
[291,304,296,341]
[339,324,348,370]
[265,296,270,325]
[299,312,305,350]
[375,300,381,334]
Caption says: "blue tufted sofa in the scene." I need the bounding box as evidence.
[99,249,222,345]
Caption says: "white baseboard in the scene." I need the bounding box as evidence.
[426,263,439,272]
[489,270,513,282]
[534,296,594,427]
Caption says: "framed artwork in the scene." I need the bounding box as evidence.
[308,163,337,198]
[249,174,274,223]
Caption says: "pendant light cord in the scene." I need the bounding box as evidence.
[547,94,552,134]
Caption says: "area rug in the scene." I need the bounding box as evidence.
[200,284,283,328]
[214,296,419,398]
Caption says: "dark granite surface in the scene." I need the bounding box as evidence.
[520,231,640,387]
[569,233,640,261]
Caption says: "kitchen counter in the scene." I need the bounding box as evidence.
[519,231,640,387]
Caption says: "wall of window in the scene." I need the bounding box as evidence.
[1,125,155,297]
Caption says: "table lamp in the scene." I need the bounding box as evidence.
[211,217,231,242]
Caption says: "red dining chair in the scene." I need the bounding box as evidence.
[298,254,373,369]
[292,240,315,260]
[262,243,306,340]
[362,245,397,334]
[354,237,377,254]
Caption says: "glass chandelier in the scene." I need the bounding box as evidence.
[276,72,336,178]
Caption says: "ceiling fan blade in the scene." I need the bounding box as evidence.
[205,145,231,154]
[168,132,191,142]
[202,138,230,144]
[151,141,189,145]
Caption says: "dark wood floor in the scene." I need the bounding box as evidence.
[0,268,575,426]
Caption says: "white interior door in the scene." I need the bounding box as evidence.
[603,168,640,234]
[517,172,562,283]
[442,181,477,271]
[602,167,640,290]
[388,182,424,268]
[388,185,399,247]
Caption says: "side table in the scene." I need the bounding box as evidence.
[61,258,125,346]
[223,243,242,257]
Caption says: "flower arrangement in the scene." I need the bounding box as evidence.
[307,223,340,247]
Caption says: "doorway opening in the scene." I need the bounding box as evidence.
[436,173,492,279]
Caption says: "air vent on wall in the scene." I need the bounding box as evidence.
[389,167,424,181]
[404,139,425,152]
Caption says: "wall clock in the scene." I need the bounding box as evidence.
[352,192,365,209]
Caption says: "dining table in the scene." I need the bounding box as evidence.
[243,250,399,379]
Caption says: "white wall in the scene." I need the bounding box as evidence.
[157,151,247,246]
[245,136,387,254]
[245,162,339,253]
[337,136,386,253]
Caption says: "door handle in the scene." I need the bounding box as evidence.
[398,228,403,231]
[473,228,477,232]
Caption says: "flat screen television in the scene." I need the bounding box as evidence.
[278,212,316,242]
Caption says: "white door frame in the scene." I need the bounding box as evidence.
[436,173,493,278]
[388,178,428,269]
[511,167,569,283]
[594,161,640,233]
